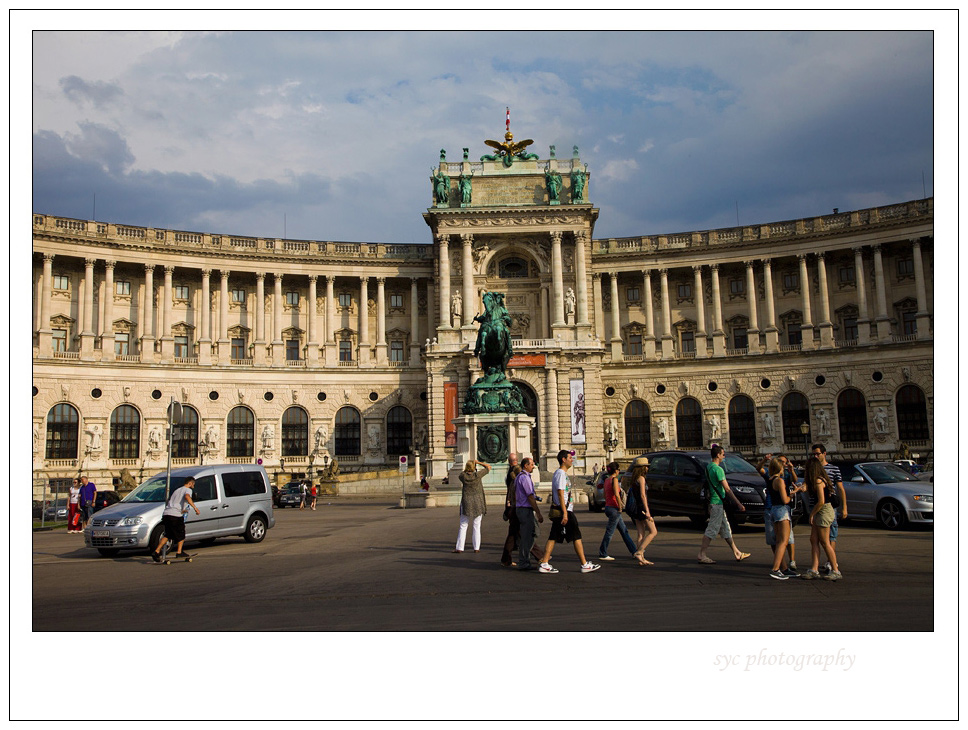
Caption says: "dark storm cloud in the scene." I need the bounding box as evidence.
[59,75,123,107]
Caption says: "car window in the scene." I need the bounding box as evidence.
[671,455,701,477]
[222,472,268,497]
[123,475,185,503]
[649,455,672,475]
[860,463,919,484]
[192,475,217,502]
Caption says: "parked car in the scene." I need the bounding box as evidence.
[894,459,921,475]
[619,450,807,526]
[585,470,609,512]
[831,461,933,530]
[93,490,122,513]
[83,464,275,557]
[43,498,69,522]
[277,487,303,508]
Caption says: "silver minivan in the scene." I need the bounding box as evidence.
[84,464,275,557]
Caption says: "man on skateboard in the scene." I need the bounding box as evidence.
[152,476,200,563]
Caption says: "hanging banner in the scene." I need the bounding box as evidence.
[570,379,586,444]
[444,382,458,447]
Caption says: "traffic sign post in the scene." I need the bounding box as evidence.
[399,456,408,507]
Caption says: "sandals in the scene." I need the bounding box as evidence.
[697,556,716,564]
[735,552,751,562]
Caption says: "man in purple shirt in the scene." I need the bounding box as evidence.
[79,475,98,529]
[514,457,544,570]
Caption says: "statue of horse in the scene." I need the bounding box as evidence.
[473,291,513,380]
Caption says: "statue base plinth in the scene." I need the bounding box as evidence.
[462,376,525,415]
[449,412,536,488]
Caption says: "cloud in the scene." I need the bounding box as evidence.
[62,122,135,175]
[597,158,639,182]
[59,75,123,108]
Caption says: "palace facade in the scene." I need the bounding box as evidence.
[32,144,934,494]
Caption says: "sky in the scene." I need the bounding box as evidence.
[28,24,940,244]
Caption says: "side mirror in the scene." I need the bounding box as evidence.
[851,476,865,482]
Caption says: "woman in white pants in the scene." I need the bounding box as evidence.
[454,460,490,552]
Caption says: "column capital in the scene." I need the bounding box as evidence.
[762,258,773,268]
[658,268,669,277]
[436,233,450,246]
[460,233,474,244]
[104,259,116,270]
[376,276,386,285]
[852,245,866,255]
[43,252,55,263]
[85,258,96,268]
[910,237,923,248]
[744,260,755,269]
[255,271,265,281]
[410,276,420,285]
[144,263,155,274]
[220,269,230,280]
[574,230,587,242]
[308,274,318,283]
[816,251,827,262]
[324,274,335,284]
[871,244,882,254]
[591,271,601,281]
[201,268,212,278]
[359,275,368,284]
[273,272,284,284]
[692,265,703,273]
[549,231,562,244]
[709,264,719,273]
[164,265,175,275]
[797,253,808,262]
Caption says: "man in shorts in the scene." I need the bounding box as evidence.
[698,444,750,564]
[811,443,847,574]
[538,450,600,574]
[151,476,200,562]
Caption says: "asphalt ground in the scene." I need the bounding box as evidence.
[22,501,949,720]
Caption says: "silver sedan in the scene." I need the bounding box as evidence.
[837,461,933,530]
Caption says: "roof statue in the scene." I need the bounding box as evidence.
[481,107,540,167]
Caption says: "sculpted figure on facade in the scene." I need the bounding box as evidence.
[148,425,163,452]
[33,424,40,454]
[657,417,669,441]
[431,169,450,205]
[817,408,830,436]
[314,425,328,451]
[564,287,576,316]
[451,292,462,325]
[545,170,562,203]
[261,424,274,451]
[762,411,776,439]
[570,167,586,201]
[85,423,103,453]
[873,407,889,434]
[458,174,472,205]
[707,414,721,441]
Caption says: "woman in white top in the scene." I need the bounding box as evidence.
[67,478,82,533]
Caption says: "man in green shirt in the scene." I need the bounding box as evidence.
[697,445,750,564]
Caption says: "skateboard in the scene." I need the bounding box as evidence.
[160,552,197,565]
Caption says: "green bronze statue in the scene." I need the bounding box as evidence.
[431,169,450,206]
[462,290,525,414]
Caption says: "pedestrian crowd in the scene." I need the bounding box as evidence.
[449,442,846,581]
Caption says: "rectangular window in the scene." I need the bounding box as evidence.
[115,280,131,296]
[175,336,189,358]
[174,285,190,300]
[676,282,692,299]
[286,291,299,307]
[627,334,642,356]
[286,339,301,360]
[114,332,129,355]
[390,293,403,308]
[231,288,246,304]
[390,340,405,362]
[844,318,858,340]
[897,258,915,277]
[680,331,695,353]
[838,266,855,285]
[339,340,353,361]
[783,272,799,290]
[52,275,69,290]
[626,287,640,303]
[52,329,67,352]
[733,327,748,350]
[338,292,352,308]
[902,311,917,336]
[788,324,802,346]
[729,279,744,296]
[222,471,267,497]
[231,338,246,359]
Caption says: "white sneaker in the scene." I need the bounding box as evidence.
[581,562,601,573]
[788,560,798,571]
[538,563,559,574]
[598,555,615,561]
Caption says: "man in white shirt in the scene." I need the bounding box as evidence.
[151,476,201,562]
[538,450,600,574]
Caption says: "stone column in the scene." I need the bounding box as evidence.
[609,272,623,360]
[544,363,560,472]
[744,261,760,352]
[658,269,674,359]
[100,260,115,359]
[871,245,891,340]
[272,273,284,365]
[643,270,656,359]
[79,258,96,356]
[198,269,212,365]
[141,264,155,357]
[710,264,726,357]
[551,231,565,327]
[426,280,435,340]
[323,274,336,366]
[375,276,387,364]
[797,255,815,350]
[912,239,931,339]
[762,260,779,353]
[38,253,54,355]
[218,270,231,360]
[461,234,475,328]
[252,272,266,365]
[816,253,834,348]
[410,277,421,365]
[693,266,708,358]
[853,247,871,345]
[160,265,175,361]
[437,234,451,330]
[574,231,590,327]
[307,275,319,365]
[591,273,604,346]
[358,276,370,365]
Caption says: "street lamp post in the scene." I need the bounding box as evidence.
[603,435,619,466]
[799,421,810,452]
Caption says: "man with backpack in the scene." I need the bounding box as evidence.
[697,445,750,564]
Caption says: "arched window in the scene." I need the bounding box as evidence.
[386,406,413,456]
[624,400,651,451]
[498,257,530,279]
[837,388,869,442]
[110,405,141,459]
[282,406,309,457]
[781,392,810,445]
[728,395,756,447]
[226,406,254,457]
[675,398,703,449]
[334,407,361,456]
[173,405,199,459]
[45,403,79,459]
[896,384,930,440]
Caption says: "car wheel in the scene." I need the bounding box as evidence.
[243,514,268,543]
[97,548,120,558]
[148,524,165,552]
[877,499,908,530]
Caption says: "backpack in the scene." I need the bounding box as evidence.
[624,481,637,516]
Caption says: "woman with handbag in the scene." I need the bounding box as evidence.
[627,456,658,565]
[801,456,842,580]
[453,460,490,553]
[597,462,638,561]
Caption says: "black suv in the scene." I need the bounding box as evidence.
[620,450,805,526]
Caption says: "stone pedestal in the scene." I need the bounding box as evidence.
[448,412,536,489]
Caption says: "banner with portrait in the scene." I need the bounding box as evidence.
[570,378,586,444]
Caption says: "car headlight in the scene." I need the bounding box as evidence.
[121,516,143,526]
[732,486,755,494]
[913,495,933,503]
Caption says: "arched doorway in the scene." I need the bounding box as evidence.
[515,381,539,459]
